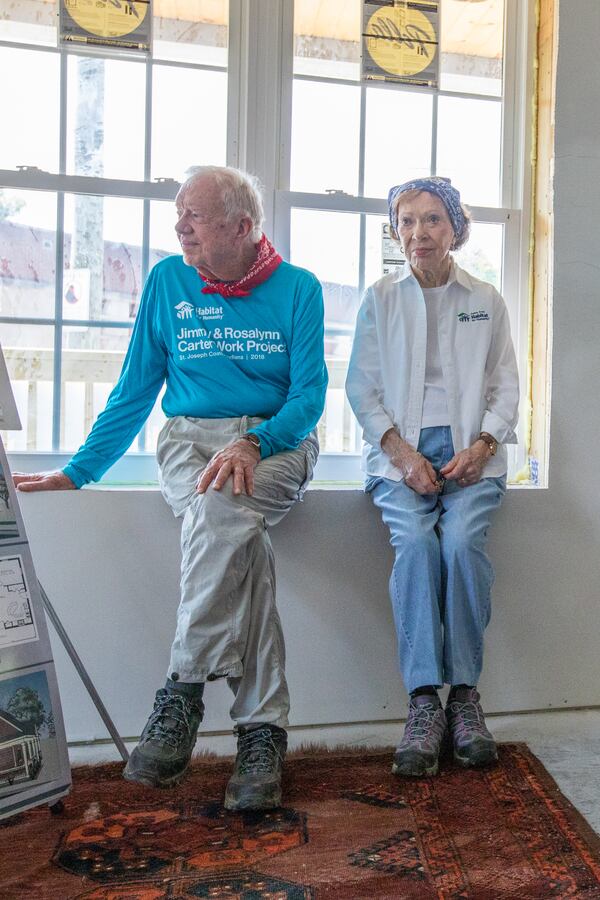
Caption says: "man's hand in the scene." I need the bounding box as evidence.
[441,440,490,487]
[196,439,261,496]
[13,470,76,492]
[381,428,440,495]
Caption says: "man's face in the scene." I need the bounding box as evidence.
[174,176,241,280]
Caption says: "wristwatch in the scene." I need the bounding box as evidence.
[477,432,498,456]
[241,432,261,452]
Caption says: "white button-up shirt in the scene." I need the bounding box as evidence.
[345,261,520,481]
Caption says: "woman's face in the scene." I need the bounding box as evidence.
[395,191,455,278]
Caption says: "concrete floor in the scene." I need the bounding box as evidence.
[68,707,600,836]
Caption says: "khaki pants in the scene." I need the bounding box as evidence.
[157,415,318,728]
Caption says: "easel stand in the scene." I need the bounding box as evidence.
[39,582,130,764]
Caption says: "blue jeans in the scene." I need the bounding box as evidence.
[367,426,506,694]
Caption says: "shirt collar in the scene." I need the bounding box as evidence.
[391,257,474,292]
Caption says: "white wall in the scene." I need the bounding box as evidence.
[14,3,600,743]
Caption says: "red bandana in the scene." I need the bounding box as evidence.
[201,235,283,298]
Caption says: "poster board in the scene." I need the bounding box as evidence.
[362,1,440,88]
[59,0,151,54]
[0,352,71,821]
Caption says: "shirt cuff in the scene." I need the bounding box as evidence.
[480,412,517,445]
[62,463,89,489]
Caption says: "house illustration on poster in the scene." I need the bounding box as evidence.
[0,708,42,787]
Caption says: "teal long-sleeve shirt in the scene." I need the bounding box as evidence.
[63,255,328,487]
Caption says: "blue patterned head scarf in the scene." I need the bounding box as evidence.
[388,177,466,238]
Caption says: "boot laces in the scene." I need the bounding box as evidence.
[237,727,282,776]
[145,691,196,748]
[404,702,443,743]
[449,699,487,739]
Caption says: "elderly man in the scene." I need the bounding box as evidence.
[15,165,328,811]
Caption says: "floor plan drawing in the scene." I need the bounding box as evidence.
[0,556,37,648]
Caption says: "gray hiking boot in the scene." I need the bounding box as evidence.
[224,723,287,811]
[446,686,498,768]
[392,694,447,777]
[123,688,204,787]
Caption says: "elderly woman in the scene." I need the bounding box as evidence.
[346,177,519,777]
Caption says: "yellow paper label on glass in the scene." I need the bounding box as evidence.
[64,0,149,39]
[362,1,439,87]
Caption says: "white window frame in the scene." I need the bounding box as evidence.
[1,12,236,481]
[273,0,534,483]
[3,0,535,485]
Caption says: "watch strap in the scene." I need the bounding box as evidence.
[241,432,261,451]
[477,432,497,456]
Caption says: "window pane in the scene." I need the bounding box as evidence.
[151,66,227,181]
[0,47,59,171]
[154,0,228,65]
[67,56,146,181]
[294,0,360,80]
[437,96,501,207]
[291,80,360,195]
[0,324,54,452]
[141,386,167,453]
[441,0,504,97]
[291,209,360,454]
[61,326,131,452]
[364,87,432,198]
[0,190,56,319]
[0,0,56,46]
[63,195,143,323]
[454,222,503,293]
[150,200,180,259]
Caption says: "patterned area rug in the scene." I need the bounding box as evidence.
[0,744,599,899]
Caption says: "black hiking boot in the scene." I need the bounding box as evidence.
[123,687,204,787]
[224,723,287,811]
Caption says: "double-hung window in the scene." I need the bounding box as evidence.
[0,0,229,480]
[276,0,532,482]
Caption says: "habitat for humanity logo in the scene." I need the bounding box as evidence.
[174,301,224,321]
[175,301,194,320]
[458,309,490,323]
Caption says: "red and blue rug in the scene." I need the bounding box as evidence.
[1,744,599,898]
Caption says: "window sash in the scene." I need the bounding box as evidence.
[0,22,232,455]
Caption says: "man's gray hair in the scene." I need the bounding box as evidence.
[183,165,265,242]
